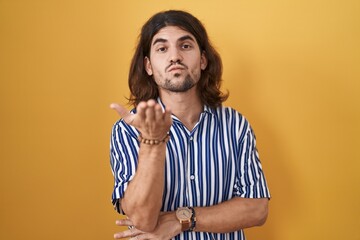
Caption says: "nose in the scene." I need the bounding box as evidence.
[169,48,183,64]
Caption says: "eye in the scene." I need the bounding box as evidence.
[182,44,193,50]
[156,46,167,52]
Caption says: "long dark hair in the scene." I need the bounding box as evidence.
[128,10,228,108]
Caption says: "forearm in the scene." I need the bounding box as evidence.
[194,197,269,233]
[113,198,268,240]
[121,143,167,231]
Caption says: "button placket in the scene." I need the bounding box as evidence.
[186,133,197,205]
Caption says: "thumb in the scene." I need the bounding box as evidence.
[110,103,130,118]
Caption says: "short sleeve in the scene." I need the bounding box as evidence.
[233,126,271,199]
[110,120,139,213]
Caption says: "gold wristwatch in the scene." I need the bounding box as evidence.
[176,207,195,231]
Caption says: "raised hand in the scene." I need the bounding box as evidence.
[110,99,172,140]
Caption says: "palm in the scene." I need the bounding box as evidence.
[110,100,172,139]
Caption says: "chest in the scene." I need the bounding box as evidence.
[162,123,240,207]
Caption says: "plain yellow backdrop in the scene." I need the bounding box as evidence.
[1,0,359,239]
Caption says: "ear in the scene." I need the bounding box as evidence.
[200,51,208,70]
[144,56,153,76]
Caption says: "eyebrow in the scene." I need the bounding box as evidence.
[152,35,196,46]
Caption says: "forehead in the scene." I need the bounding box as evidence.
[151,26,196,44]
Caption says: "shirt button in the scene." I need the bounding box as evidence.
[189,136,193,141]
[190,175,195,180]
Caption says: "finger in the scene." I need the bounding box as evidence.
[145,103,155,123]
[114,232,126,239]
[114,232,123,239]
[164,108,173,126]
[136,101,147,120]
[154,104,163,121]
[114,227,144,239]
[129,236,142,240]
[135,233,153,240]
[115,219,133,227]
[110,103,130,118]
[113,230,134,239]
[147,99,156,107]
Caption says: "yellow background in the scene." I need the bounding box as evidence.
[1,0,359,239]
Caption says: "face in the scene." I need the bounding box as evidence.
[144,26,207,93]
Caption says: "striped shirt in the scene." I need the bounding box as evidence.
[110,99,270,240]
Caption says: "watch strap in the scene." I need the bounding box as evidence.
[189,207,196,231]
[181,218,191,232]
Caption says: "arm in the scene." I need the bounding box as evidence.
[110,100,172,232]
[120,142,167,232]
[194,197,268,232]
[114,197,268,239]
[191,121,269,232]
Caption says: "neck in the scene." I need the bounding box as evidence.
[159,88,203,131]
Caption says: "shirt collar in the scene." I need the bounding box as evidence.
[156,97,215,116]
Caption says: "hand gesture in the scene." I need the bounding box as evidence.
[110,99,172,140]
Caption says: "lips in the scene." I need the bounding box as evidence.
[166,63,187,72]
[168,66,185,72]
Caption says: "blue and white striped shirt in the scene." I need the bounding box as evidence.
[110,99,270,240]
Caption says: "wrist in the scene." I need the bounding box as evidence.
[176,207,196,232]
[189,207,196,231]
[138,133,170,145]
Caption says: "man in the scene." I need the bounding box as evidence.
[110,10,270,240]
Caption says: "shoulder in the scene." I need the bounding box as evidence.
[210,105,252,140]
[211,105,249,126]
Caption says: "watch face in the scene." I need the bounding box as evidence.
[176,208,192,220]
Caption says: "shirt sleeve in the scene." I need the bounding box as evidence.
[233,125,271,199]
[110,120,139,213]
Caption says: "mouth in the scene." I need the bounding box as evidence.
[166,63,187,72]
[168,66,185,72]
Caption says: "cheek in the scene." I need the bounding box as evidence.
[195,69,201,78]
[151,68,165,82]
[189,68,201,82]
[150,60,167,72]
[190,61,202,76]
